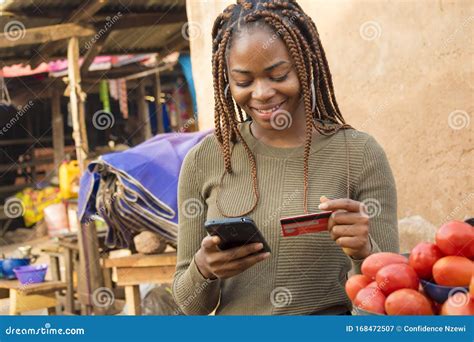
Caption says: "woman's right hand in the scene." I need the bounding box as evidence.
[194,235,271,280]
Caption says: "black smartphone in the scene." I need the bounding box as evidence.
[204,217,271,253]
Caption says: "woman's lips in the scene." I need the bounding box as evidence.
[250,100,287,120]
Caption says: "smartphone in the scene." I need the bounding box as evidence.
[280,211,333,237]
[204,217,271,253]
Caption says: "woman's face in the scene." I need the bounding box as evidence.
[227,26,304,131]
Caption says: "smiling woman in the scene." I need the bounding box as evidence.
[173,0,399,315]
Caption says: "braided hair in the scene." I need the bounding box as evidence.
[212,0,352,217]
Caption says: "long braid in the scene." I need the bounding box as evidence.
[212,0,352,217]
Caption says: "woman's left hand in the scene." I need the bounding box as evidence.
[318,196,372,260]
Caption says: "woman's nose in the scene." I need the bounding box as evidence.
[251,80,276,102]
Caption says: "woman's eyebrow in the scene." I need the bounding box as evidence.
[231,60,289,74]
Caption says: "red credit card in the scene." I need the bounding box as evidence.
[280,211,332,237]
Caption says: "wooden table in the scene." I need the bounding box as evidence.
[104,252,177,315]
[0,279,67,315]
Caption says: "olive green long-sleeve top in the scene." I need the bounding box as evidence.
[172,121,399,315]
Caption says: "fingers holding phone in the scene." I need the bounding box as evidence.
[195,235,270,280]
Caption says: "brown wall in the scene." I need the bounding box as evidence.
[186,0,473,226]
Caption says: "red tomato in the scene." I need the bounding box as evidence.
[409,242,444,280]
[361,252,408,279]
[345,274,372,301]
[470,271,474,298]
[441,292,474,315]
[366,281,379,288]
[354,287,386,314]
[432,256,472,287]
[436,221,474,258]
[385,289,434,315]
[376,263,420,295]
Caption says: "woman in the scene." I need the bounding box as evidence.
[172,0,398,315]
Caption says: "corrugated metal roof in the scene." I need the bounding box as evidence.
[0,0,188,66]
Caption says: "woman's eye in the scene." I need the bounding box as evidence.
[272,74,288,82]
[236,81,251,87]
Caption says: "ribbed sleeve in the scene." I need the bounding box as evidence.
[172,146,221,315]
[351,136,399,274]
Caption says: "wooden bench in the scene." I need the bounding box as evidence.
[104,252,177,315]
[0,279,67,315]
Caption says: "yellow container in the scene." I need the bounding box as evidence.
[59,160,80,199]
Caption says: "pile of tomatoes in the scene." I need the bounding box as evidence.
[345,220,474,315]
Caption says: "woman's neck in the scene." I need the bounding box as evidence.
[249,118,310,148]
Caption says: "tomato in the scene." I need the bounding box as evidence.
[470,271,474,298]
[441,292,474,315]
[345,274,372,301]
[375,263,419,295]
[354,287,386,314]
[436,221,474,258]
[361,252,408,279]
[432,256,472,287]
[385,289,434,315]
[409,242,444,280]
[366,281,379,288]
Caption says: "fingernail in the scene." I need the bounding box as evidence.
[255,243,263,250]
[261,252,270,259]
[319,203,328,210]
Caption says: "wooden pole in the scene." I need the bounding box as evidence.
[154,72,164,134]
[67,37,86,171]
[67,36,105,315]
[51,88,64,175]
[137,81,151,142]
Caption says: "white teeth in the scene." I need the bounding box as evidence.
[256,104,281,114]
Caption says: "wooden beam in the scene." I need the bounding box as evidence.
[154,72,164,133]
[137,82,152,142]
[30,0,108,67]
[0,23,95,49]
[51,88,64,176]
[67,37,87,171]
[106,12,187,29]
